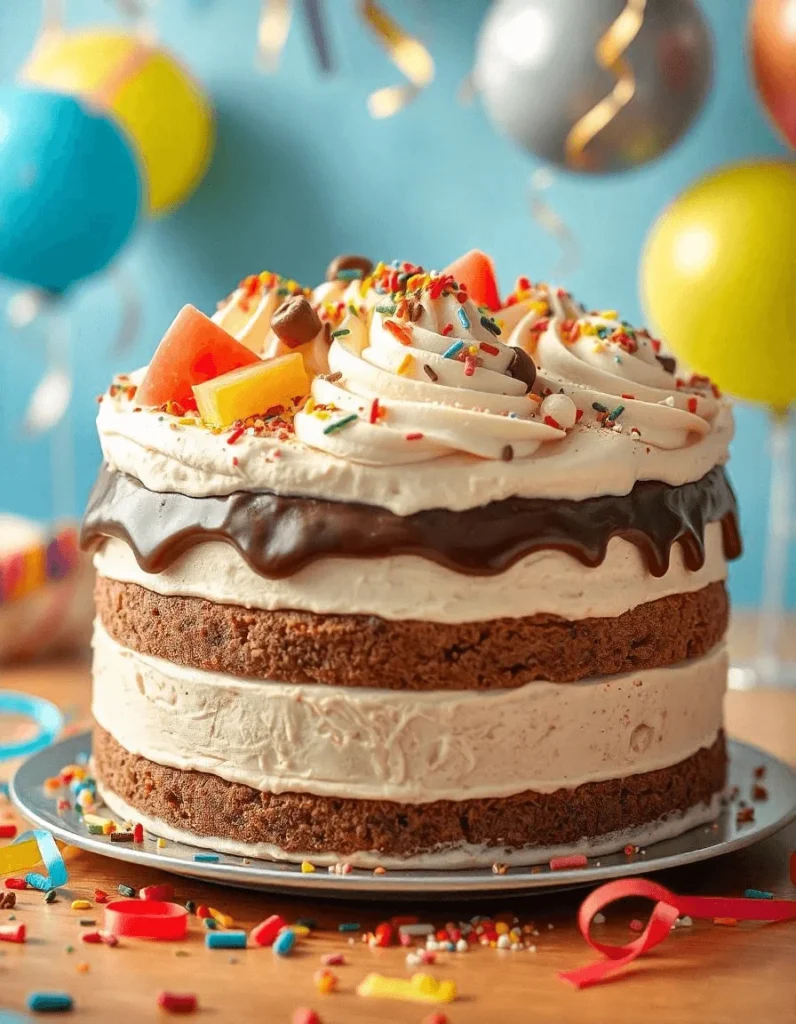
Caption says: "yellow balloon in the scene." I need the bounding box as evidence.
[22,29,214,217]
[641,160,796,410]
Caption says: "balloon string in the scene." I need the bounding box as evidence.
[301,0,334,73]
[564,0,647,171]
[358,0,434,118]
[110,264,143,355]
[528,169,578,278]
[258,0,294,72]
[40,0,64,37]
[45,308,75,520]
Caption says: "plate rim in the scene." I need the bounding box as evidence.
[10,732,796,896]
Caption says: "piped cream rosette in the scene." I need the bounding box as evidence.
[522,315,720,451]
[212,273,307,356]
[294,292,567,466]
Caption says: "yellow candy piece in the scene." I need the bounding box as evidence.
[71,900,92,911]
[356,972,456,1005]
[82,814,112,828]
[193,352,308,428]
[209,908,234,929]
[300,861,316,874]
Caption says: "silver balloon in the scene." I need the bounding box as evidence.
[474,0,713,173]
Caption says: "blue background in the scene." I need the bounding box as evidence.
[0,0,792,607]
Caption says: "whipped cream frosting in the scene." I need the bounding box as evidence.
[95,260,733,512]
[293,297,564,464]
[94,521,729,622]
[92,622,727,804]
[529,316,719,450]
[97,372,732,512]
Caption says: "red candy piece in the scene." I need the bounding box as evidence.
[250,913,288,947]
[423,1015,450,1024]
[133,823,144,844]
[5,878,27,890]
[320,952,345,966]
[104,899,188,941]
[81,931,103,944]
[195,905,210,919]
[0,824,18,839]
[549,854,588,871]
[0,923,26,943]
[157,991,198,1014]
[292,1010,321,1024]
[94,889,109,904]
[374,922,393,948]
[136,305,260,411]
[140,884,175,902]
[443,250,501,311]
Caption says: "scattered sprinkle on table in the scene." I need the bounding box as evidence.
[206,930,247,949]
[273,929,296,956]
[193,853,219,863]
[26,992,74,1013]
[157,991,198,1014]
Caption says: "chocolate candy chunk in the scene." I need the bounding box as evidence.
[325,254,374,282]
[508,347,537,391]
[271,296,322,349]
[656,354,676,374]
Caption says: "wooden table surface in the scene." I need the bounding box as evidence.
[1,651,794,1024]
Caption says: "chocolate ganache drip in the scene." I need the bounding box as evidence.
[82,465,741,579]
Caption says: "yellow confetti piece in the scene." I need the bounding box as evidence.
[82,814,111,829]
[359,1,434,118]
[565,0,648,171]
[156,838,167,849]
[292,925,311,937]
[300,860,316,874]
[357,972,456,1005]
[0,837,44,875]
[71,900,91,911]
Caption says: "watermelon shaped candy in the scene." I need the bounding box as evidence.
[136,305,260,410]
[443,250,501,311]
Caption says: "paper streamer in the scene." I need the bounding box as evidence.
[359,1,434,118]
[0,830,69,891]
[0,692,64,762]
[564,0,647,171]
[258,0,294,71]
[302,0,334,73]
[528,168,578,278]
[560,877,796,989]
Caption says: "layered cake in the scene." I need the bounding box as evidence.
[82,252,740,867]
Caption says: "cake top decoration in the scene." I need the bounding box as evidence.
[94,250,734,514]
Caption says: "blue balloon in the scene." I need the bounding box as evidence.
[0,85,141,293]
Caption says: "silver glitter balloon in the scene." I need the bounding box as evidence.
[474,0,713,173]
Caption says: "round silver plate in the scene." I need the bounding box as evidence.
[11,732,796,899]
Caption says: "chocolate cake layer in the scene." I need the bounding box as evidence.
[95,577,728,689]
[93,726,727,859]
[82,464,741,580]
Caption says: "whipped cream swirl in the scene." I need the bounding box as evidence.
[507,312,721,451]
[294,279,567,465]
